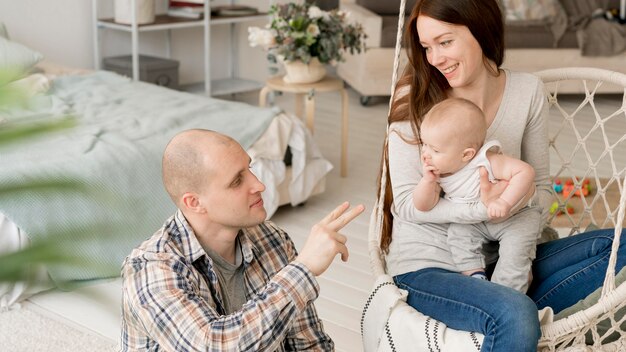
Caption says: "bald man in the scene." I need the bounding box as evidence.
[120,129,364,351]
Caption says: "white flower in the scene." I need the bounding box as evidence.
[248,27,275,49]
[306,23,320,37]
[307,5,325,19]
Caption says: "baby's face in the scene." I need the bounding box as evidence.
[420,125,470,176]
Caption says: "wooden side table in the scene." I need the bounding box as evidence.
[259,75,349,177]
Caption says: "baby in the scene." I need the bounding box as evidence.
[413,97,540,293]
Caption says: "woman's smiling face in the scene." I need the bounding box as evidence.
[416,15,486,88]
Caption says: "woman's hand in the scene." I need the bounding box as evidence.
[479,167,508,207]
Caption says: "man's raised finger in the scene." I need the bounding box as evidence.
[334,232,348,244]
[337,243,349,262]
[329,204,365,231]
[319,201,350,225]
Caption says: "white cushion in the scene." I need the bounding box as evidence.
[6,73,50,97]
[0,213,54,310]
[0,37,43,82]
[362,274,485,352]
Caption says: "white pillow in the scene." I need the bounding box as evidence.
[6,73,51,97]
[362,274,485,351]
[0,36,43,82]
[502,0,563,21]
[0,213,54,310]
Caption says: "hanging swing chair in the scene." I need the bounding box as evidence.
[361,0,626,350]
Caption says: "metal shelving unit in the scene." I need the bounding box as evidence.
[92,0,267,96]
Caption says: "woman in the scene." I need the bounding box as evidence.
[380,0,626,350]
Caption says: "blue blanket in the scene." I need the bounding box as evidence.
[0,71,278,283]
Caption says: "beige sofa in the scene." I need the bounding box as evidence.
[338,0,626,104]
[338,1,409,105]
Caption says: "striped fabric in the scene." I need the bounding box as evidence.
[120,210,334,351]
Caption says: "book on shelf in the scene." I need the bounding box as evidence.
[170,0,204,6]
[167,1,259,19]
[167,8,203,19]
[168,0,204,19]
[212,5,259,17]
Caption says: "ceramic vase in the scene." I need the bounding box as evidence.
[283,58,326,84]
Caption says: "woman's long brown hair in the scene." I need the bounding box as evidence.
[378,0,505,253]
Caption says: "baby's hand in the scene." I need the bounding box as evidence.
[421,156,439,182]
[488,198,512,219]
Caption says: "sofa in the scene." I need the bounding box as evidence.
[338,0,626,104]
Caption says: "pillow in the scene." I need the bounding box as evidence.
[0,36,43,82]
[502,0,564,21]
[362,274,485,351]
[0,213,54,310]
[5,73,51,97]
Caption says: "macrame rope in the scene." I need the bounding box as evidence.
[369,0,407,278]
[516,68,626,349]
[601,86,626,297]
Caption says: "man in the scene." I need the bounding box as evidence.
[120,129,364,351]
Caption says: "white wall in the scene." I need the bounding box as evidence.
[0,0,272,85]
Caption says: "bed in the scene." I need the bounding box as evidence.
[0,33,332,310]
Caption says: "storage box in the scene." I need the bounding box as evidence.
[102,55,179,89]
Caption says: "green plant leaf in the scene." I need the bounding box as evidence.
[251,1,366,64]
[0,178,89,198]
[0,116,77,147]
[0,68,122,286]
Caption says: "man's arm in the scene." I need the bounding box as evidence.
[283,201,365,350]
[281,228,333,351]
[121,203,363,352]
[121,257,321,352]
[487,152,536,218]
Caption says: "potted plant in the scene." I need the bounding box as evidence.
[248,2,366,84]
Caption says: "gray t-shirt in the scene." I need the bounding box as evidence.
[205,238,247,315]
[386,70,551,276]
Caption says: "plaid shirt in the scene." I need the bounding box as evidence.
[120,210,334,351]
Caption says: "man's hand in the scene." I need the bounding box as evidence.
[488,198,512,219]
[295,202,365,276]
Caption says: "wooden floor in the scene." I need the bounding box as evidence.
[228,87,625,352]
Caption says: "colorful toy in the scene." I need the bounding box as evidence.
[562,178,593,198]
[550,201,574,216]
[553,179,563,193]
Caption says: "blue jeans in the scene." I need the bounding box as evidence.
[528,229,626,313]
[393,229,626,352]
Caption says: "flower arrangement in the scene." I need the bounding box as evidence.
[248,2,366,66]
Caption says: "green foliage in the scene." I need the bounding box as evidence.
[0,224,111,283]
[248,2,367,65]
[0,116,76,146]
[0,69,118,285]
